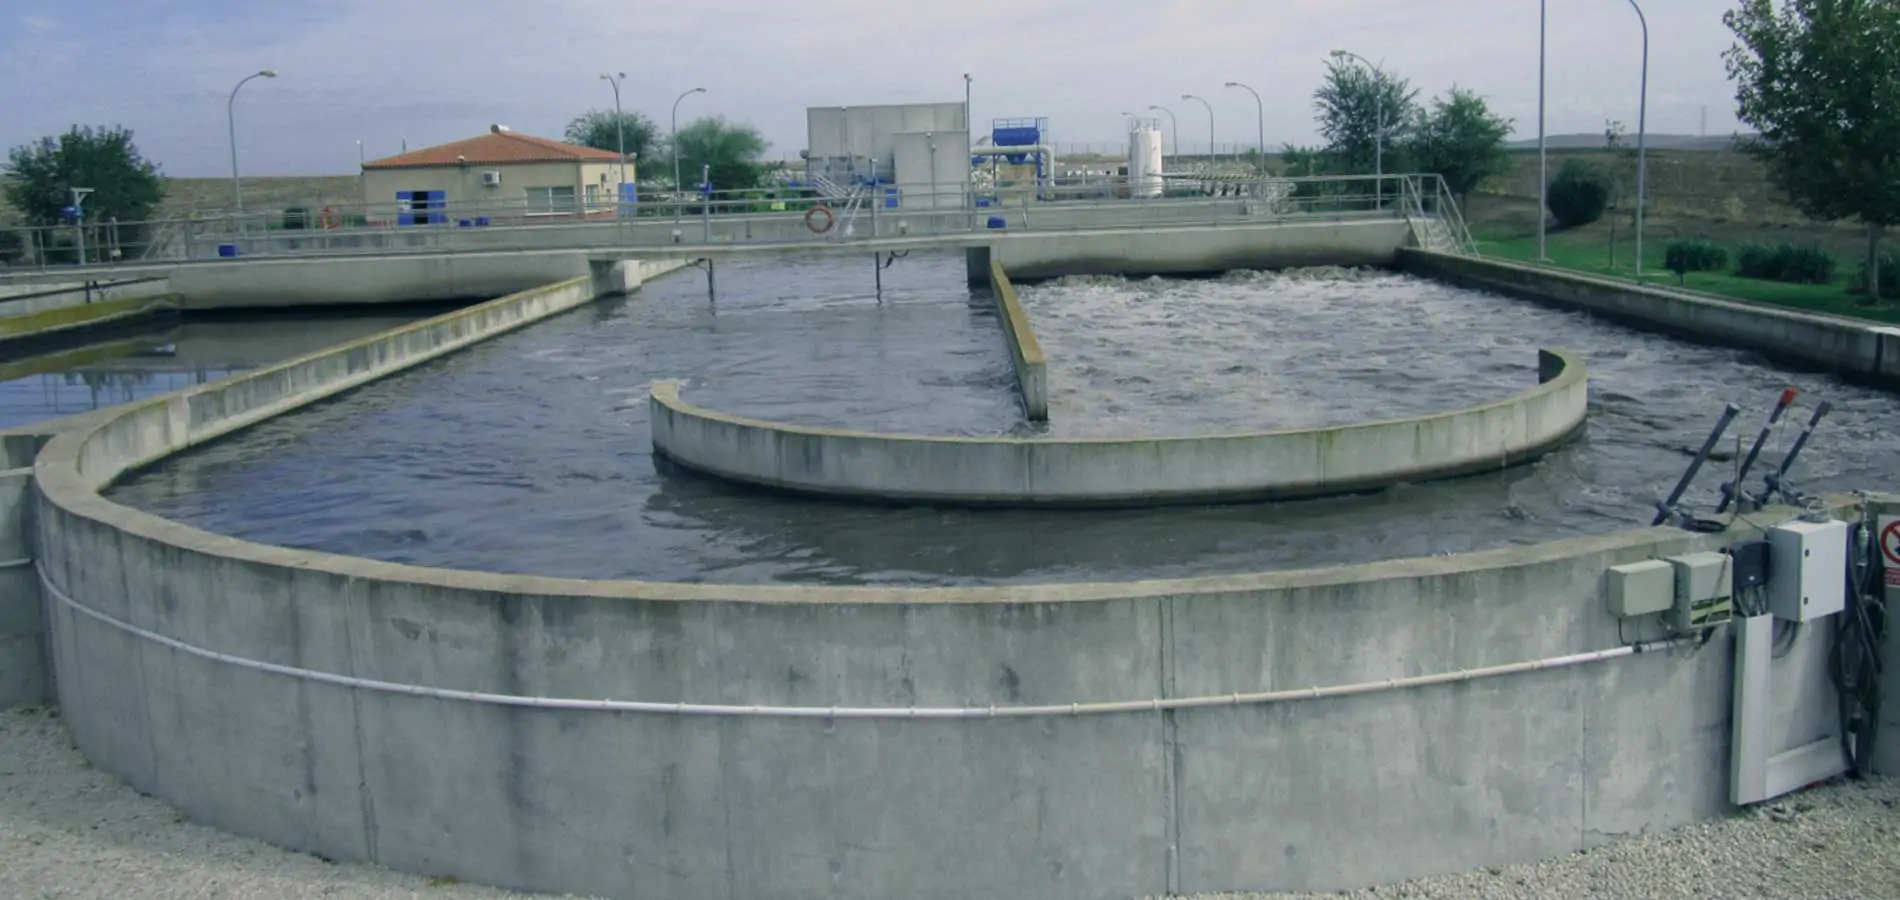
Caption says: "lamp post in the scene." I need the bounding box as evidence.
[227,69,277,214]
[355,139,365,205]
[600,72,629,202]
[1328,50,1384,184]
[1537,0,1549,261]
[1626,0,1650,280]
[1182,93,1214,165]
[963,73,974,208]
[1148,105,1179,164]
[1224,81,1265,172]
[672,86,707,193]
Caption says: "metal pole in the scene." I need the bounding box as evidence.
[964,73,974,212]
[1182,94,1214,169]
[701,163,712,242]
[1149,105,1178,163]
[672,87,706,194]
[227,69,277,214]
[1538,0,1549,261]
[1225,82,1264,171]
[600,73,627,204]
[1628,0,1650,280]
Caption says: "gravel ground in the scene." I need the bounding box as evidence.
[8,705,1900,899]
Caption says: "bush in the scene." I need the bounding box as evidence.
[1664,240,1729,283]
[281,206,309,230]
[0,228,24,266]
[1852,248,1899,301]
[1546,159,1610,228]
[1734,243,1837,285]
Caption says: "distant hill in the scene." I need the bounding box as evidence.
[1505,133,1751,152]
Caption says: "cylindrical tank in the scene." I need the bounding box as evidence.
[1128,124,1165,198]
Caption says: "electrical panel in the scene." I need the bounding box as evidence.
[1730,540,1771,592]
[1607,560,1673,618]
[1768,518,1848,622]
[1666,551,1734,632]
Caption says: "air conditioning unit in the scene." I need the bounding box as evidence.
[481,171,502,187]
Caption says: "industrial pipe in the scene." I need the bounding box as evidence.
[43,564,1690,721]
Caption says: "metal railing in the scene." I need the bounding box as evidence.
[0,173,1474,270]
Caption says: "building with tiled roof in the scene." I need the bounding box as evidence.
[360,125,635,224]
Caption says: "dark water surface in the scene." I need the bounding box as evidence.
[108,255,1900,585]
[1,312,426,431]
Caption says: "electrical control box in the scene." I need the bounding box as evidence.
[1730,540,1771,592]
[1666,551,1734,632]
[1768,518,1848,622]
[1607,560,1673,618]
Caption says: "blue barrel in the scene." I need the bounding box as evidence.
[475,216,491,226]
[976,198,991,208]
[458,219,473,228]
[986,216,1007,230]
[217,244,237,258]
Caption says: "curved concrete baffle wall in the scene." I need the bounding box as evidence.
[649,348,1588,507]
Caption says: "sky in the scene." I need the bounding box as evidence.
[0,0,1752,178]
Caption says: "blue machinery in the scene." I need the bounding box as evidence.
[976,117,1053,201]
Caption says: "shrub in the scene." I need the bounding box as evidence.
[0,228,24,266]
[1664,240,1729,283]
[281,206,309,230]
[1852,248,1899,301]
[1734,243,1837,285]
[1546,159,1610,228]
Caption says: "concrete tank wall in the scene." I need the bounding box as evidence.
[0,467,40,709]
[647,349,1584,507]
[169,250,598,309]
[996,218,1414,279]
[1402,249,1900,388]
[31,369,1851,898]
[987,260,1047,420]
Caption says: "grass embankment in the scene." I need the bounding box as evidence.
[1463,193,1898,325]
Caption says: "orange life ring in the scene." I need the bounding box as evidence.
[805,204,835,234]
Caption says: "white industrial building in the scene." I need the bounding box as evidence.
[804,103,971,210]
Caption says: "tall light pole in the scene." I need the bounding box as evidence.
[1627,0,1650,280]
[672,87,707,192]
[1538,0,1549,261]
[1224,81,1265,172]
[227,69,277,213]
[1182,94,1215,165]
[963,73,974,208]
[1148,105,1179,162]
[355,139,365,204]
[600,73,629,200]
[1328,50,1384,185]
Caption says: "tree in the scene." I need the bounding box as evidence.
[564,109,660,166]
[1724,0,1900,300]
[1547,158,1611,228]
[1403,86,1513,207]
[4,126,163,226]
[1313,59,1419,177]
[669,116,770,192]
[4,125,165,264]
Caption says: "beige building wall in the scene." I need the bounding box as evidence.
[360,159,633,222]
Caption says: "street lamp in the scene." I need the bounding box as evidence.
[1148,105,1179,162]
[1328,50,1384,185]
[1626,0,1651,279]
[1538,0,1549,261]
[1182,93,1214,165]
[227,69,276,213]
[600,73,630,201]
[672,86,707,193]
[1224,81,1265,172]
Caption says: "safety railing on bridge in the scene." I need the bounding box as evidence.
[0,173,1475,270]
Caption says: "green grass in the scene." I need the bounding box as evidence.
[1473,228,1900,325]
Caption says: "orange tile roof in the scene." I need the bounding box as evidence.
[363,130,624,169]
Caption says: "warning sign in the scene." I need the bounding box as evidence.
[1882,517,1900,589]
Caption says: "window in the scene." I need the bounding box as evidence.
[524,186,577,216]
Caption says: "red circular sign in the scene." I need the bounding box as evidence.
[1882,520,1900,567]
